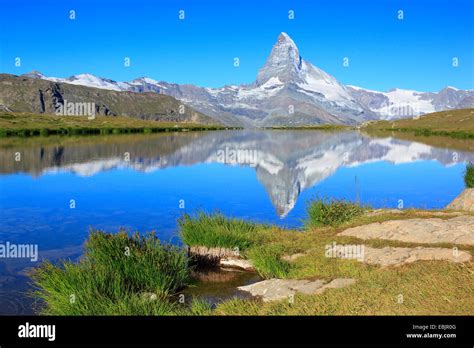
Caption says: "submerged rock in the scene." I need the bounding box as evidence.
[191,269,243,283]
[238,278,355,302]
[446,188,474,212]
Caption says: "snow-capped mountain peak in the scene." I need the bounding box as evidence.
[17,32,474,126]
[21,70,48,79]
[255,33,361,110]
[130,77,160,85]
[298,60,355,102]
[278,32,296,45]
[256,32,303,85]
[22,72,128,91]
[63,73,125,91]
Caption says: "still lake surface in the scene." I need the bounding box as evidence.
[1,129,473,314]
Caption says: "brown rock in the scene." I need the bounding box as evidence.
[338,216,474,245]
[220,258,255,271]
[361,246,471,266]
[238,278,355,302]
[446,188,474,212]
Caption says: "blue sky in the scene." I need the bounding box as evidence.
[0,0,472,91]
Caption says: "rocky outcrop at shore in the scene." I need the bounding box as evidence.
[354,246,469,266]
[338,215,474,245]
[191,190,474,305]
[188,246,255,271]
[238,278,356,302]
[446,188,474,212]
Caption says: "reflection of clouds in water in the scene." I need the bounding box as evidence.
[1,130,473,218]
[368,138,433,164]
[0,131,472,314]
[44,158,125,176]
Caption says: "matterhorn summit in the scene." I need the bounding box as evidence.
[256,32,304,85]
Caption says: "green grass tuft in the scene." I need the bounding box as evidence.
[465,163,474,188]
[187,298,213,315]
[305,198,366,228]
[85,230,190,295]
[248,245,292,278]
[30,230,191,315]
[0,112,229,138]
[178,212,262,251]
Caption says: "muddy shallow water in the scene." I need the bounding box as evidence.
[182,268,262,307]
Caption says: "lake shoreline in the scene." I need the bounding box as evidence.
[0,112,233,137]
[3,108,474,138]
[28,189,474,315]
[1,125,473,315]
[362,108,474,138]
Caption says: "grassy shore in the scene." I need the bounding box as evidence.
[30,195,474,315]
[179,212,265,251]
[465,163,474,188]
[214,208,474,315]
[30,230,216,315]
[362,109,474,152]
[0,112,228,137]
[363,108,474,138]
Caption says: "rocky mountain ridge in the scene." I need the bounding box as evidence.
[7,32,474,126]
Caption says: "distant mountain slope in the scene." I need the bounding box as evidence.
[362,108,474,132]
[151,32,375,126]
[347,86,474,120]
[0,74,217,125]
[11,32,474,126]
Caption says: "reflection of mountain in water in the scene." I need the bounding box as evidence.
[1,130,473,217]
